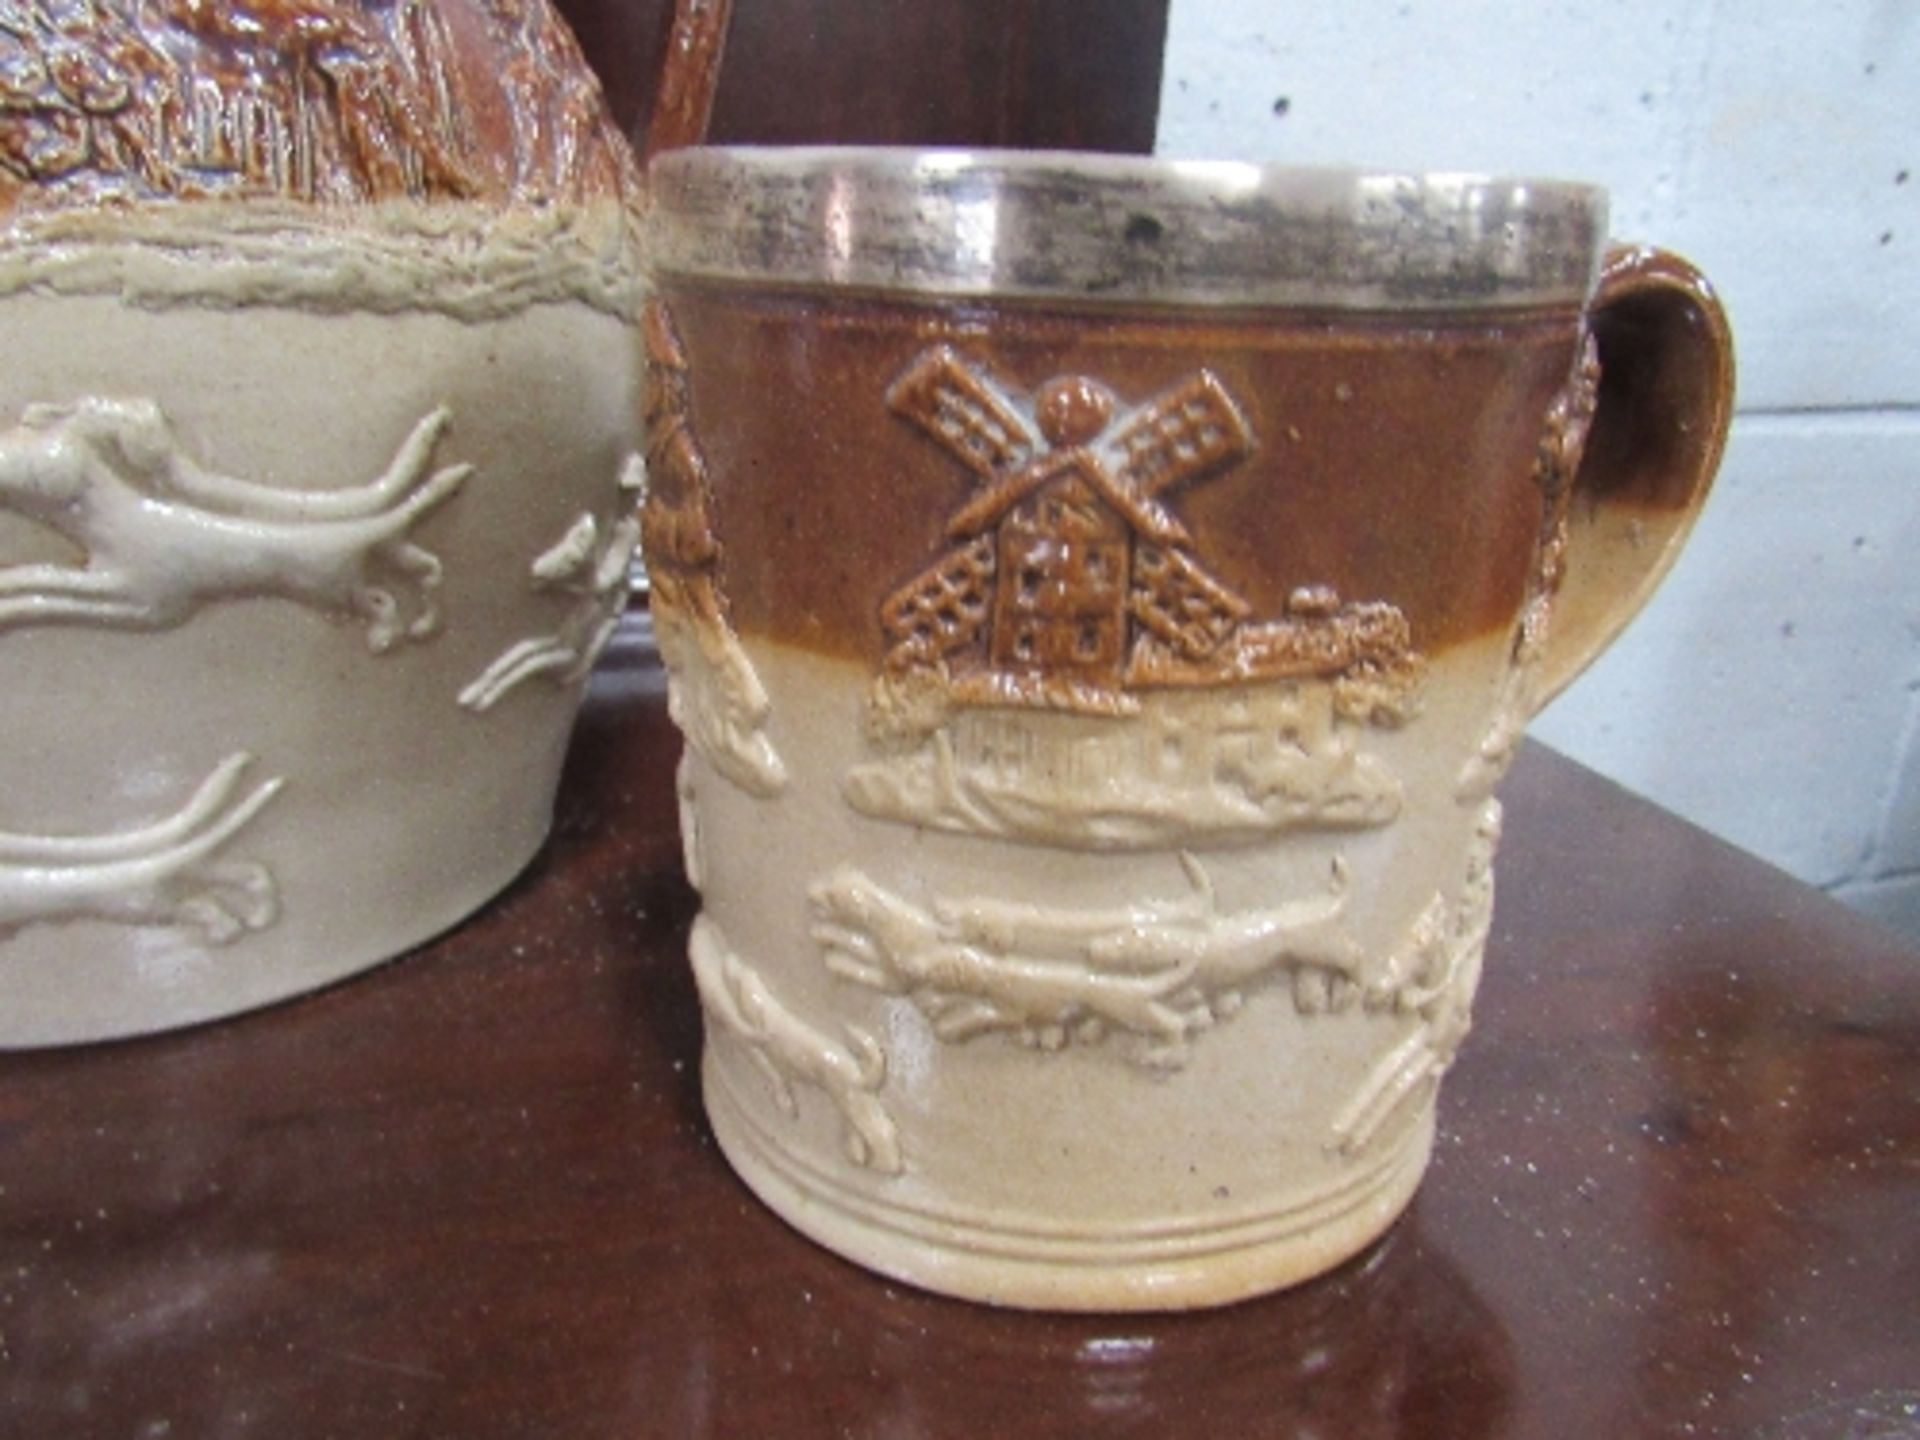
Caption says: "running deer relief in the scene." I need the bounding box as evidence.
[846,347,1427,851]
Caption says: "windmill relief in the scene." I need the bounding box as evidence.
[847,347,1426,850]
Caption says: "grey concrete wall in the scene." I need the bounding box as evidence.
[1157,0,1920,934]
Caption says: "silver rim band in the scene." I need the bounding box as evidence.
[646,147,1608,311]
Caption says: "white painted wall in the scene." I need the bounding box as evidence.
[1157,0,1920,937]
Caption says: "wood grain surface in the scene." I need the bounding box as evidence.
[554,0,1170,153]
[1,617,1915,1439]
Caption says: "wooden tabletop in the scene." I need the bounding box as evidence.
[3,618,1916,1440]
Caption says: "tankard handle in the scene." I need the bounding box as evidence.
[636,0,735,163]
[1533,243,1736,708]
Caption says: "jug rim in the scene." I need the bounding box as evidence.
[646,146,1609,311]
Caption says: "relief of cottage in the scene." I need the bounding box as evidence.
[846,347,1425,850]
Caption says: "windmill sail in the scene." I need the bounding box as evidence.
[1105,371,1255,500]
[886,345,1042,480]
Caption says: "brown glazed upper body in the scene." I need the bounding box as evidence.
[645,150,1630,676]
[658,285,1581,667]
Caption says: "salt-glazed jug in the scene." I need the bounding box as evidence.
[645,148,1734,1310]
[0,0,729,1045]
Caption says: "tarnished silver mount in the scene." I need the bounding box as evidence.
[646,147,1608,311]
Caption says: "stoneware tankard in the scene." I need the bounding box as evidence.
[0,0,730,1046]
[644,148,1734,1311]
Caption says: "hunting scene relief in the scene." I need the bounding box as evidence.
[848,346,1427,850]
[0,397,469,649]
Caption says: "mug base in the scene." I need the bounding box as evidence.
[703,1056,1435,1313]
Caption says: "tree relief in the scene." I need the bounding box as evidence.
[1331,799,1502,1155]
[1456,336,1602,801]
[641,300,788,799]
[846,347,1425,851]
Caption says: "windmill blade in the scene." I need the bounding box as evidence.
[886,346,1040,479]
[1106,370,1255,500]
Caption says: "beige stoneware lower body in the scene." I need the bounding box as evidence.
[0,218,641,1046]
[678,632,1516,1311]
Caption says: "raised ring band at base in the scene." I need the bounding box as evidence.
[703,1055,1435,1312]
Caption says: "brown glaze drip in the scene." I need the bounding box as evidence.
[0,0,636,214]
[660,284,1589,664]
